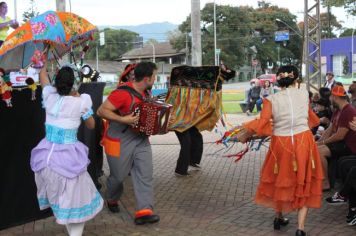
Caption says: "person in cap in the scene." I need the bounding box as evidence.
[324,71,336,90]
[241,65,323,236]
[317,85,356,190]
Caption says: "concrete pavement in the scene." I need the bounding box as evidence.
[1,114,355,236]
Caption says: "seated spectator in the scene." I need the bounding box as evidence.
[319,87,331,100]
[256,80,274,112]
[325,116,356,225]
[311,92,320,112]
[246,81,261,115]
[348,82,356,108]
[313,98,332,139]
[324,71,336,89]
[312,92,320,102]
[326,166,356,225]
[317,86,356,190]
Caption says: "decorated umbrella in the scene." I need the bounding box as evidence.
[0,11,97,69]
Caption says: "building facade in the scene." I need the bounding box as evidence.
[320,36,356,77]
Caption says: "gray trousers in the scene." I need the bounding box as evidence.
[106,122,153,211]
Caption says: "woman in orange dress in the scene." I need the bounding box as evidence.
[242,65,323,236]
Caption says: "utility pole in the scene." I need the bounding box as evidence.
[56,0,66,11]
[185,32,189,64]
[213,0,217,66]
[191,0,202,66]
[148,42,156,63]
[14,0,17,20]
[56,0,68,64]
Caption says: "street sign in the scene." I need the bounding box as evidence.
[99,32,105,46]
[216,48,221,54]
[274,31,289,42]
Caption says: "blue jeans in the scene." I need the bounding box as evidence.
[256,98,263,112]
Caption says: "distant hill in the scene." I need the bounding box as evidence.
[98,22,178,42]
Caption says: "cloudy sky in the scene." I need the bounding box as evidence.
[6,0,355,28]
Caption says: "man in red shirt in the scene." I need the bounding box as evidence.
[317,86,356,190]
[97,62,160,225]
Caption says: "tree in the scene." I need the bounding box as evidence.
[85,28,139,61]
[170,3,301,70]
[146,38,159,45]
[322,0,356,16]
[340,28,356,37]
[319,12,343,38]
[22,0,39,22]
[343,56,349,75]
[298,12,343,38]
[168,29,189,53]
[253,3,302,70]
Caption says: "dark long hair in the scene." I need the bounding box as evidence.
[276,65,299,88]
[55,67,75,96]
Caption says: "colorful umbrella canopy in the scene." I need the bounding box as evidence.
[0,11,97,69]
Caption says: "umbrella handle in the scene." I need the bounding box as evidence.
[42,44,50,54]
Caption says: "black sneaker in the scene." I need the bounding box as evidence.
[325,192,347,205]
[347,209,356,225]
[174,171,190,177]
[189,163,201,171]
[107,201,120,213]
[134,214,160,225]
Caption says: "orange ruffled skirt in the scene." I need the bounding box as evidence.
[255,130,324,213]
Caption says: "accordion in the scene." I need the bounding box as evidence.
[131,100,173,135]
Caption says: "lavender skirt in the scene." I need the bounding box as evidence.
[31,139,90,178]
[31,139,103,224]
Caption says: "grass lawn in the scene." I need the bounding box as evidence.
[222,93,245,101]
[222,102,243,113]
[222,92,246,114]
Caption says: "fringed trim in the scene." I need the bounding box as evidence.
[310,150,316,170]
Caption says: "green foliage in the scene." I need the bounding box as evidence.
[340,28,356,37]
[171,2,302,71]
[322,0,356,16]
[85,28,139,61]
[320,12,343,38]
[343,57,350,75]
[168,29,189,53]
[238,72,246,81]
[22,0,39,22]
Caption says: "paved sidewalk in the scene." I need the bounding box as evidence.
[1,114,355,236]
